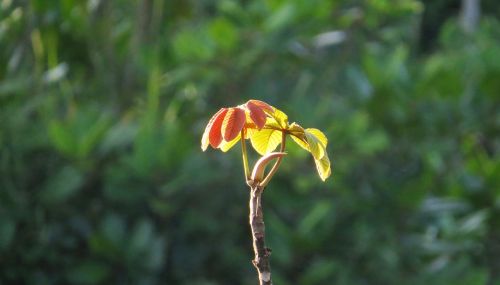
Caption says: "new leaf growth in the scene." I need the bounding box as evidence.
[201,99,331,181]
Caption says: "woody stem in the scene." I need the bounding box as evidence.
[249,185,272,285]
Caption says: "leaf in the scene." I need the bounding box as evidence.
[263,117,282,130]
[79,115,111,158]
[250,129,282,155]
[288,122,305,135]
[246,101,267,129]
[271,108,289,129]
[245,128,256,139]
[291,134,309,151]
[219,133,240,152]
[247,99,274,113]
[48,120,77,156]
[221,107,246,141]
[314,153,331,181]
[289,123,308,150]
[306,128,328,148]
[201,108,227,150]
[305,130,325,160]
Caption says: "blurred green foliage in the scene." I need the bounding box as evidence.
[1,0,500,284]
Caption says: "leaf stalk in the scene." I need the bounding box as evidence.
[241,129,251,182]
[260,131,287,187]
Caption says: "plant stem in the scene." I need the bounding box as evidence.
[260,131,286,187]
[249,185,272,285]
[241,130,250,181]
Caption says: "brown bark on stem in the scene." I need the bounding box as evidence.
[249,185,272,285]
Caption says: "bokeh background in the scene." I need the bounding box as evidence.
[1,0,500,284]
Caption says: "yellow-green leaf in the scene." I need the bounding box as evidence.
[305,130,325,160]
[219,134,240,152]
[314,154,331,181]
[291,134,309,151]
[289,122,308,150]
[245,128,256,139]
[288,122,305,136]
[250,129,282,155]
[306,128,327,148]
[269,108,288,129]
[263,117,282,130]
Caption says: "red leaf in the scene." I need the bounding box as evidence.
[207,108,228,148]
[247,100,274,113]
[222,107,246,142]
[246,101,267,129]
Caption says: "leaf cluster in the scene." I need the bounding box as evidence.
[201,100,331,182]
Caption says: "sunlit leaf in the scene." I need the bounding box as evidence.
[246,101,267,129]
[245,128,256,139]
[263,117,282,130]
[269,107,288,129]
[305,130,325,160]
[288,122,305,135]
[219,133,240,152]
[201,108,228,150]
[306,128,327,148]
[314,153,331,181]
[250,129,282,155]
[289,123,308,150]
[243,111,258,130]
[291,134,309,151]
[247,99,274,113]
[221,107,246,141]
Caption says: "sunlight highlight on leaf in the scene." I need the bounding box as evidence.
[291,135,309,151]
[247,99,274,114]
[269,108,288,129]
[250,129,282,155]
[220,134,240,152]
[246,101,267,129]
[306,128,327,148]
[305,130,325,160]
[201,108,228,150]
[314,154,331,181]
[221,108,246,142]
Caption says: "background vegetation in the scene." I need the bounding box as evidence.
[1,0,499,284]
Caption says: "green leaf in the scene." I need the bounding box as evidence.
[173,27,215,61]
[48,120,77,156]
[250,129,282,155]
[314,153,331,181]
[305,130,325,160]
[291,134,309,151]
[306,128,328,148]
[208,17,238,52]
[289,122,309,150]
[78,115,111,158]
[219,133,240,152]
[269,108,289,129]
